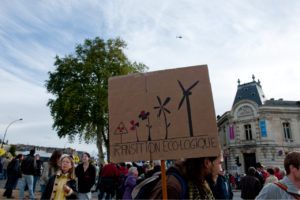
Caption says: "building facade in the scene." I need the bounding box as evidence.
[217,75,300,174]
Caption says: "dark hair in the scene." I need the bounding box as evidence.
[120,162,126,167]
[83,152,90,158]
[255,162,263,169]
[284,152,300,175]
[185,156,218,182]
[16,154,23,159]
[30,149,35,156]
[143,164,150,171]
[48,150,62,168]
[247,167,256,175]
[267,167,275,175]
[126,163,132,169]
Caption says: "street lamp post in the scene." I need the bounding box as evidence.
[1,118,23,148]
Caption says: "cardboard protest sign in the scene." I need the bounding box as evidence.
[108,65,220,163]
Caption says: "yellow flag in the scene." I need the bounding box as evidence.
[74,155,80,163]
[0,148,5,156]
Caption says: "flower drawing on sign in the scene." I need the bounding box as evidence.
[139,110,152,141]
[130,120,140,142]
[117,126,125,134]
[154,96,171,139]
[178,80,199,137]
[139,110,149,120]
[114,122,128,144]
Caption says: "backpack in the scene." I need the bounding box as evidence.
[131,171,186,200]
[7,159,15,174]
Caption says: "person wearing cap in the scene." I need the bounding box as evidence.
[256,152,300,199]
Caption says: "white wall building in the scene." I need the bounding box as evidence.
[217,75,300,174]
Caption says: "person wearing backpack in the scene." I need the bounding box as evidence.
[149,152,223,199]
[3,154,23,198]
[19,149,36,200]
[122,167,138,200]
[256,152,300,199]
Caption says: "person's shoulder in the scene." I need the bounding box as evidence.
[89,163,96,170]
[76,163,83,167]
[256,183,280,199]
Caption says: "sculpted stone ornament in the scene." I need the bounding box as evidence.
[237,105,253,117]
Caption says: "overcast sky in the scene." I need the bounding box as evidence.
[1,0,300,156]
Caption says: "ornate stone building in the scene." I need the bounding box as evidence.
[217,75,300,174]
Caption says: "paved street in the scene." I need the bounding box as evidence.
[0,178,98,199]
[233,189,242,200]
[0,178,42,199]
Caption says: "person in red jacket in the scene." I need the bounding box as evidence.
[230,174,236,189]
[118,163,128,176]
[98,163,120,199]
[274,167,282,180]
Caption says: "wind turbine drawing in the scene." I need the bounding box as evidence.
[177,80,199,137]
[154,96,171,139]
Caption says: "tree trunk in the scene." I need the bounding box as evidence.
[106,136,110,163]
[96,129,105,165]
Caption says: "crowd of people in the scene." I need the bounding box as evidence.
[1,149,300,199]
[1,149,96,200]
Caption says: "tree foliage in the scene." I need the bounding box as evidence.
[9,145,17,156]
[45,37,148,163]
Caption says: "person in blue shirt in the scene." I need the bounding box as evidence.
[212,169,233,200]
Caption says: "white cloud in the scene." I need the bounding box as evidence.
[1,0,300,154]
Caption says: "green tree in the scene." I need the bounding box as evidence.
[8,145,17,156]
[46,37,148,164]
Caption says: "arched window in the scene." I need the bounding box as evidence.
[244,124,252,140]
[283,122,292,139]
